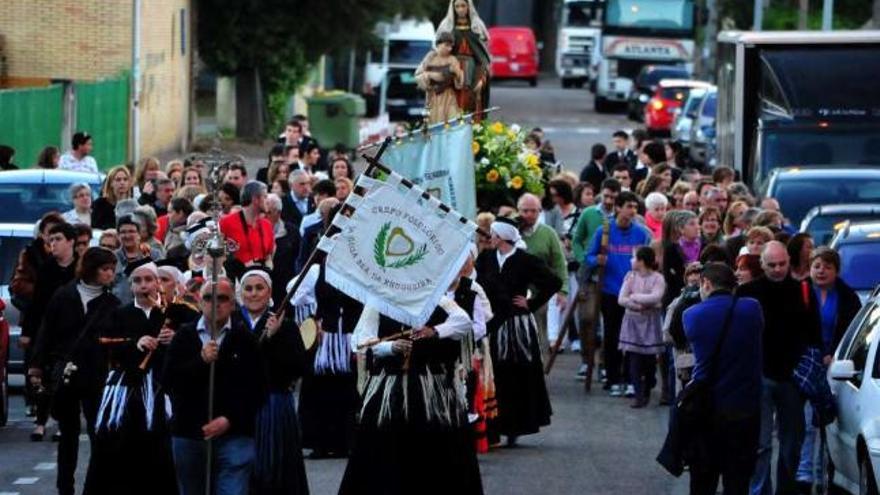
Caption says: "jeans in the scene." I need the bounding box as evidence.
[172,435,255,495]
[750,378,805,495]
[796,404,824,484]
[690,414,761,495]
[600,292,625,386]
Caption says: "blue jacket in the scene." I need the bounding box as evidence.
[684,292,764,416]
[584,220,651,296]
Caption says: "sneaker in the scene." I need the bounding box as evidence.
[570,339,581,352]
[625,385,636,397]
[575,364,588,381]
[599,367,607,383]
[609,384,624,397]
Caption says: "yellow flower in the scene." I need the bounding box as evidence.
[491,122,505,134]
[486,169,500,183]
[472,141,480,155]
[525,154,540,168]
[510,176,524,190]
[507,130,517,139]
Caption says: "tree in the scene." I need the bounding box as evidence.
[198,0,444,138]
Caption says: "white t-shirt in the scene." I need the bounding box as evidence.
[58,152,98,173]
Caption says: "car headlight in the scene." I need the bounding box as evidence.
[638,94,649,103]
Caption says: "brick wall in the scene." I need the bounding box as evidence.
[0,1,132,80]
[0,0,192,159]
[137,0,192,157]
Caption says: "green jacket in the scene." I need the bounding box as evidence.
[523,223,569,295]
[572,204,613,264]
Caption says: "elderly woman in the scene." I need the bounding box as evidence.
[644,192,669,240]
[797,247,862,487]
[63,183,93,226]
[234,269,309,494]
[699,206,724,246]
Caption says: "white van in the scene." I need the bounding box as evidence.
[363,18,435,121]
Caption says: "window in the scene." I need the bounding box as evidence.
[773,176,880,228]
[845,303,879,385]
[564,1,602,28]
[838,243,880,292]
[604,0,695,34]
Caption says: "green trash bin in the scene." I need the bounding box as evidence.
[307,92,366,150]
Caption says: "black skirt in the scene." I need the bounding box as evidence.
[253,390,309,495]
[298,372,358,453]
[338,365,483,495]
[489,314,552,437]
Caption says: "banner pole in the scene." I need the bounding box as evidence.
[357,107,501,153]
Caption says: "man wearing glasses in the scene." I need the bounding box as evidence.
[736,241,822,494]
[163,277,266,495]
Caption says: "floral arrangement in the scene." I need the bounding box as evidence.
[472,121,544,210]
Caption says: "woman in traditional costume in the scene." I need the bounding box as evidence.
[339,297,483,495]
[293,261,363,459]
[475,217,561,446]
[235,269,310,495]
[89,260,177,495]
[437,0,491,118]
[416,32,465,125]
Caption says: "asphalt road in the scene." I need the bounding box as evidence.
[0,77,689,495]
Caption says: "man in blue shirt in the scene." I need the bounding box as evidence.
[585,190,651,395]
[684,262,764,495]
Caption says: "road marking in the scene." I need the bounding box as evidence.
[12,477,39,485]
[0,491,21,495]
[33,462,56,471]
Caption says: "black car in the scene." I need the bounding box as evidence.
[626,65,690,122]
[763,166,880,229]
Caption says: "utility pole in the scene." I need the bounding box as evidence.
[753,0,764,31]
[798,0,809,30]
[822,0,834,30]
[703,0,718,81]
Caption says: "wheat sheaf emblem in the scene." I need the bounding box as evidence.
[373,222,428,269]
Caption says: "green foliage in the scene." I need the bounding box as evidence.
[373,221,390,267]
[718,0,872,30]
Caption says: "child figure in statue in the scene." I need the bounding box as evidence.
[438,0,491,120]
[416,32,465,125]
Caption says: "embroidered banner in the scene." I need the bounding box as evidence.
[379,121,477,220]
[319,173,475,327]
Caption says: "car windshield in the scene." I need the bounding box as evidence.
[605,0,695,32]
[806,213,880,246]
[640,68,689,87]
[838,242,880,291]
[775,177,880,227]
[659,87,690,102]
[683,90,706,116]
[762,128,880,177]
[388,40,432,65]
[0,236,31,283]
[0,182,89,223]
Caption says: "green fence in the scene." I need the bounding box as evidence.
[0,85,63,168]
[76,77,130,170]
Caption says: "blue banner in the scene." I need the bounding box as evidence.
[379,122,476,220]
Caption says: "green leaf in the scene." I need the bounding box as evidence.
[373,222,390,268]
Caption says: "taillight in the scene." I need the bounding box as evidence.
[650,99,664,111]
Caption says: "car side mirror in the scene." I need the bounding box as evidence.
[829,359,857,381]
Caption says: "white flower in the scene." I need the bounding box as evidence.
[510,124,521,133]
[480,157,490,165]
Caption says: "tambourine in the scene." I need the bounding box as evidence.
[300,317,318,351]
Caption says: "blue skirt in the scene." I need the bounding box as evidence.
[254,391,309,495]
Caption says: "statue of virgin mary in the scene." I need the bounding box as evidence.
[437,0,491,120]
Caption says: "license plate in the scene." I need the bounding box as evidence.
[511,63,521,72]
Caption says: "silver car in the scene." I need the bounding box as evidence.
[672,86,710,147]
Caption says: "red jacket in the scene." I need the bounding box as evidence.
[219,211,275,265]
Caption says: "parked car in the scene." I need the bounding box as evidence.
[801,204,880,247]
[489,27,539,87]
[830,221,880,303]
[643,79,712,137]
[0,169,103,224]
[0,224,36,380]
[625,65,690,121]
[0,296,9,426]
[826,284,880,494]
[688,87,717,167]
[672,86,711,147]
[763,166,880,230]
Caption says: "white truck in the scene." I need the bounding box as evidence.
[592,0,696,112]
[556,0,603,89]
[363,18,435,122]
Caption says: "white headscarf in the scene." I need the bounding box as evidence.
[237,269,274,307]
[438,0,490,42]
[490,220,527,250]
[129,261,159,280]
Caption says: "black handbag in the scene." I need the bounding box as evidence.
[657,295,738,476]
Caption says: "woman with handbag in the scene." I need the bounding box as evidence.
[27,247,120,495]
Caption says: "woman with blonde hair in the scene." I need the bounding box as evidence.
[133,157,161,198]
[181,167,204,188]
[92,165,133,229]
[723,200,749,237]
[165,160,185,187]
